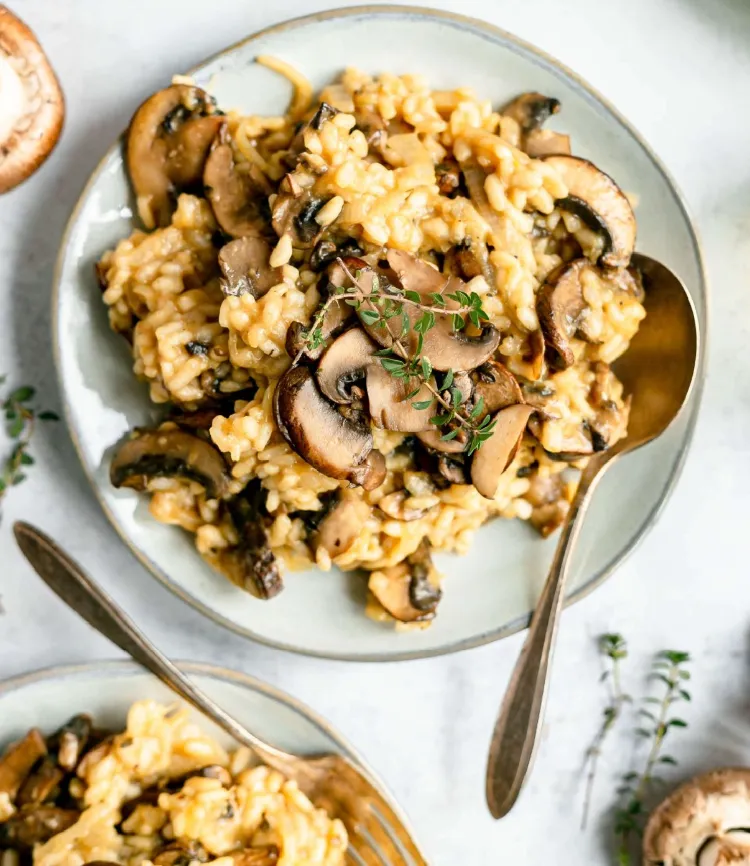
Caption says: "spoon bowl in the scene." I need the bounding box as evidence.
[486,252,699,819]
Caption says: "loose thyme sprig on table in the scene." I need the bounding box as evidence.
[581,634,631,830]
[614,650,691,865]
[0,377,59,504]
[295,258,497,454]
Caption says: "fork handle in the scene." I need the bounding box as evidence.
[485,459,604,818]
[13,522,285,763]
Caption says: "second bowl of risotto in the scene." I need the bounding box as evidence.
[54,7,706,660]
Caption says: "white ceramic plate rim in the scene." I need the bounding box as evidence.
[52,4,709,662]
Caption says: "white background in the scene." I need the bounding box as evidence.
[2,0,750,862]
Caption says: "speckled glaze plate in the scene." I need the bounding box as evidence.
[0,661,414,834]
[53,6,707,661]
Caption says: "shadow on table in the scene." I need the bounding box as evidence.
[680,0,750,40]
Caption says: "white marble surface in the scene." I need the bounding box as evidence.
[1,0,749,862]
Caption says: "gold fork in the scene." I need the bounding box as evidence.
[13,522,429,866]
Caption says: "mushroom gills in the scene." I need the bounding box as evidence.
[110,428,230,500]
[227,481,283,600]
[542,155,636,269]
[274,365,384,489]
[316,327,377,403]
[218,237,280,299]
[204,123,272,238]
[471,404,535,499]
[127,84,222,228]
[536,258,589,369]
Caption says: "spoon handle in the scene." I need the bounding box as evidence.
[485,460,604,818]
[12,521,282,762]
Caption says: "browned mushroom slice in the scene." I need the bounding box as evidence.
[355,251,500,372]
[524,129,571,158]
[365,364,436,433]
[285,300,355,364]
[316,328,377,403]
[204,124,272,238]
[501,92,560,133]
[227,481,283,600]
[0,806,80,849]
[312,489,371,557]
[0,7,64,193]
[543,155,636,269]
[16,756,63,807]
[587,362,630,451]
[219,237,280,299]
[49,714,93,772]
[271,174,329,248]
[110,429,230,500]
[0,729,47,800]
[377,489,434,520]
[436,454,469,485]
[471,404,535,499]
[472,362,523,417]
[368,543,442,623]
[537,259,589,369]
[274,366,383,489]
[127,84,222,228]
[525,473,570,538]
[416,426,467,455]
[436,158,462,197]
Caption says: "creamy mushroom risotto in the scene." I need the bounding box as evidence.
[98,61,645,626]
[0,702,346,866]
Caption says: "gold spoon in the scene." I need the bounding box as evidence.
[485,252,700,818]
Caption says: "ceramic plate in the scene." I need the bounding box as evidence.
[53,6,707,661]
[0,661,415,838]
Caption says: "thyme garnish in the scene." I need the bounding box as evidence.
[581,634,630,830]
[614,650,691,864]
[0,377,59,505]
[296,258,497,453]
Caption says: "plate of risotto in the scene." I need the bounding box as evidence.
[0,661,406,865]
[53,6,707,659]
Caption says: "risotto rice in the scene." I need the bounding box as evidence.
[98,63,645,626]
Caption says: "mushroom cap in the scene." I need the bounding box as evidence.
[543,154,636,269]
[368,545,442,623]
[365,363,436,432]
[227,481,283,599]
[537,258,589,369]
[316,327,377,404]
[500,92,561,133]
[471,404,535,499]
[472,361,523,417]
[218,236,279,299]
[313,489,371,557]
[110,428,230,500]
[274,365,383,489]
[0,6,64,193]
[127,84,221,228]
[204,122,272,238]
[643,768,750,866]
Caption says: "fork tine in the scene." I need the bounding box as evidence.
[346,849,368,866]
[347,832,387,866]
[351,814,409,866]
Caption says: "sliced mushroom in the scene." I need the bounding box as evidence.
[127,84,222,228]
[0,729,46,800]
[525,473,570,538]
[0,806,80,849]
[543,155,636,268]
[285,299,354,363]
[227,481,283,600]
[274,366,383,489]
[355,251,500,372]
[16,756,63,806]
[365,364,436,432]
[0,7,64,193]
[471,404,535,499]
[472,362,523,417]
[501,92,560,133]
[587,361,630,451]
[49,714,93,773]
[218,237,280,299]
[151,842,210,866]
[368,544,442,623]
[316,328,377,403]
[271,174,327,248]
[537,259,589,369]
[643,768,750,866]
[204,123,272,238]
[416,426,467,455]
[312,489,371,557]
[110,428,230,500]
[524,129,571,158]
[435,454,468,485]
[436,158,462,197]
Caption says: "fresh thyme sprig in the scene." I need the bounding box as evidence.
[581,634,630,830]
[614,650,691,865]
[296,258,496,454]
[0,377,59,504]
